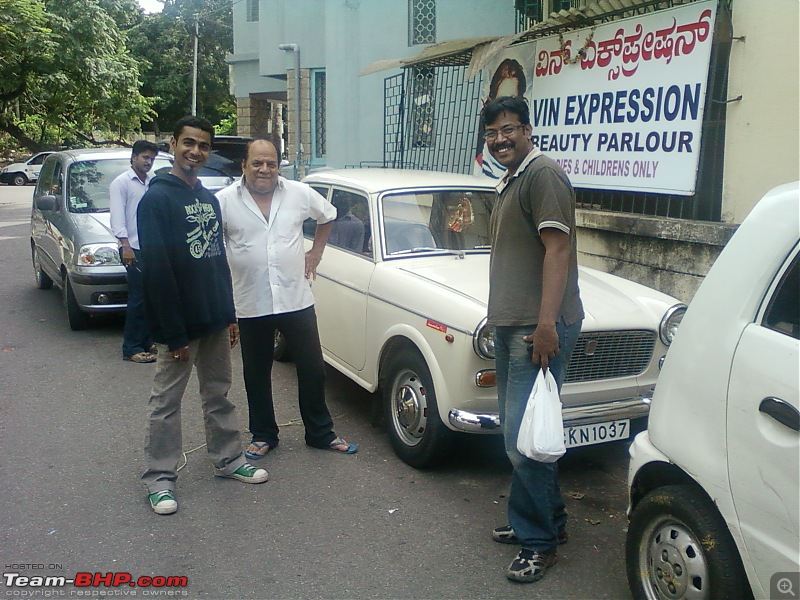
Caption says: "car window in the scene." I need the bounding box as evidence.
[381,190,496,254]
[310,185,329,199]
[329,190,370,256]
[29,153,49,166]
[36,158,58,200]
[302,186,332,238]
[67,157,171,213]
[762,254,799,339]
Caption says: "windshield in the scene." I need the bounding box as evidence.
[381,189,496,255]
[67,157,172,213]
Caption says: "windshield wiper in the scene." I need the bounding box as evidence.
[389,247,471,259]
[388,247,440,256]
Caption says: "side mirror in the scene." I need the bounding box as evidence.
[35,195,57,211]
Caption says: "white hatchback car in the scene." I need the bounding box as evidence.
[301,169,686,468]
[626,182,799,599]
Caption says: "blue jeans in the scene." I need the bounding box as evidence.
[122,248,152,357]
[495,320,582,552]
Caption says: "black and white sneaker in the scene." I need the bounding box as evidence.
[506,549,557,583]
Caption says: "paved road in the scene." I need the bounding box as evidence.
[1,184,634,599]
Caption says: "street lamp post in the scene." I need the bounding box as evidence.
[278,43,301,180]
[191,14,199,116]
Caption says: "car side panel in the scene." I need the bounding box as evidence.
[363,264,495,427]
[727,322,800,592]
[313,246,374,371]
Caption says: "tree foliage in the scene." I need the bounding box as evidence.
[126,0,235,135]
[0,0,154,151]
[0,0,235,151]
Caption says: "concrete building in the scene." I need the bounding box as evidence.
[228,0,799,301]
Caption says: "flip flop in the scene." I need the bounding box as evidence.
[124,352,156,364]
[327,437,358,454]
[245,441,272,460]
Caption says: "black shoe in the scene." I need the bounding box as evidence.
[492,525,568,545]
[506,549,557,583]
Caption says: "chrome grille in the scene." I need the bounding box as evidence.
[565,330,655,383]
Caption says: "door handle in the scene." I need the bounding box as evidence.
[759,397,800,432]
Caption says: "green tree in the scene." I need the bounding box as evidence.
[126,0,235,134]
[0,0,154,151]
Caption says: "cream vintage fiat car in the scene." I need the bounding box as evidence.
[626,182,799,599]
[301,169,686,468]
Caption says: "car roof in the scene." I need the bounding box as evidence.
[303,169,497,194]
[49,148,172,162]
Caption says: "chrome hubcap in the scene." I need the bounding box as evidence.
[391,369,427,446]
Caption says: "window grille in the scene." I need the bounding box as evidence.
[384,66,483,173]
[409,0,436,45]
[246,0,259,22]
[409,67,436,148]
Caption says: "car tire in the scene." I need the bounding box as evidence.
[12,173,28,186]
[626,484,752,600]
[273,329,291,362]
[32,247,53,290]
[382,346,455,469]
[63,276,90,331]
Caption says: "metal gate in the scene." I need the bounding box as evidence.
[384,66,484,174]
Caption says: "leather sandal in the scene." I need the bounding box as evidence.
[124,351,156,363]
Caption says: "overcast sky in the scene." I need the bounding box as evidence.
[138,0,163,13]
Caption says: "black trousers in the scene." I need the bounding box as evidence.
[238,306,336,448]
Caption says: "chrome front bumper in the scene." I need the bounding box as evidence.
[448,394,652,434]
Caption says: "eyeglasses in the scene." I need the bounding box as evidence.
[484,124,525,141]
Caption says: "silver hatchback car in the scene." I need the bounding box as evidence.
[30,148,172,330]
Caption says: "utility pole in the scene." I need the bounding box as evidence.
[191,14,199,116]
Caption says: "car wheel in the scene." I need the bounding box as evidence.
[12,173,27,186]
[273,329,292,362]
[63,276,90,331]
[383,346,454,469]
[32,247,53,290]
[626,484,751,600]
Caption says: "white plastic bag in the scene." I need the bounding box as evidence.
[516,368,566,462]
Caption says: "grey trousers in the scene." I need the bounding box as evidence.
[142,327,246,494]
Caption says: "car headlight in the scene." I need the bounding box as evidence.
[659,304,687,345]
[473,317,495,360]
[77,243,121,266]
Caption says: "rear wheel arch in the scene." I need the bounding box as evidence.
[630,460,702,512]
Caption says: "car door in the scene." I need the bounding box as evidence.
[31,157,65,280]
[309,186,374,371]
[727,247,800,594]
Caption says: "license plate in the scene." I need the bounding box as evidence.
[564,419,630,448]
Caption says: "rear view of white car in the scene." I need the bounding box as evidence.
[625,182,799,599]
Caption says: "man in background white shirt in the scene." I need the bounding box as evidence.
[110,140,159,363]
[217,138,358,459]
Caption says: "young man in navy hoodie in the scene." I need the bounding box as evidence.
[137,116,267,515]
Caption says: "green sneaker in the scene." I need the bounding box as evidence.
[148,490,177,515]
[219,463,268,484]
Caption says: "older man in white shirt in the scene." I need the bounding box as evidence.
[110,140,159,363]
[217,138,358,459]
